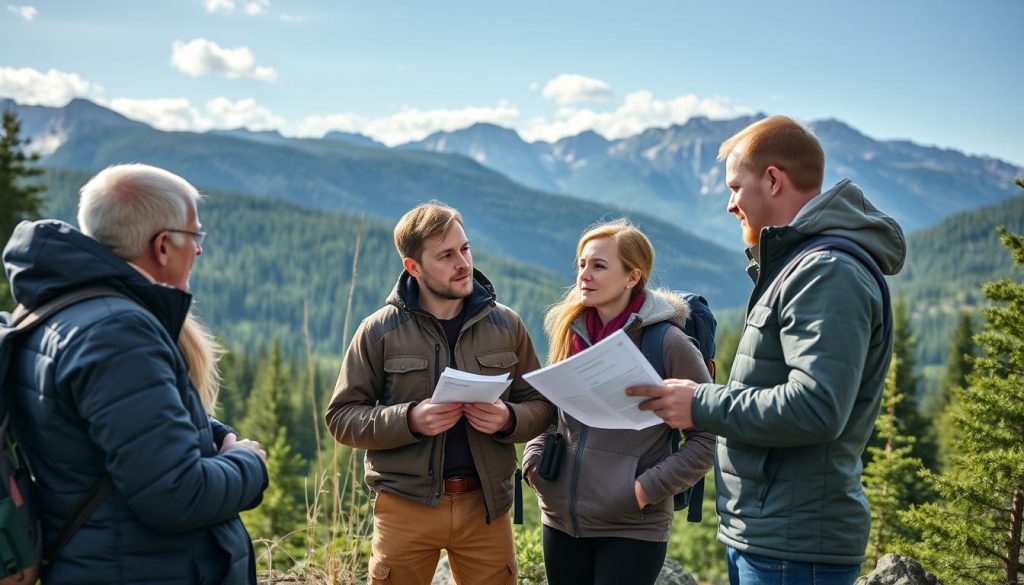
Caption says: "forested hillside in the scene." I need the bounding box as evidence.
[40,168,566,358]
[41,119,750,307]
[892,193,1024,365]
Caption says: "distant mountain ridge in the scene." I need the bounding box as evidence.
[401,116,1024,249]
[9,98,1020,251]
[2,97,147,155]
[7,98,750,308]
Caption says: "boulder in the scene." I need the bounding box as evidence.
[856,554,941,585]
[656,558,699,585]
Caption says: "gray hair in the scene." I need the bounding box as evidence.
[78,163,202,260]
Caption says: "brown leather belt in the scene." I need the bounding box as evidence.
[443,475,481,494]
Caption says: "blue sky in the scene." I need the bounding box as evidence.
[2,0,1022,164]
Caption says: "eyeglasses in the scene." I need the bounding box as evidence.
[154,229,207,246]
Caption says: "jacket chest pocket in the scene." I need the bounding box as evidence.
[475,350,519,379]
[738,305,784,364]
[383,355,430,404]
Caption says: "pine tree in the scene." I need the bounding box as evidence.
[898,223,1024,585]
[930,312,976,469]
[1,108,45,310]
[237,341,308,562]
[862,355,922,569]
[241,429,307,568]
[866,296,938,502]
[216,348,249,427]
[240,341,292,444]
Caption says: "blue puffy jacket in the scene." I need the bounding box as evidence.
[3,220,268,584]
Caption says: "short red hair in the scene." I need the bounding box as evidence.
[718,116,824,192]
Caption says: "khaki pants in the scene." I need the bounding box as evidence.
[368,490,517,585]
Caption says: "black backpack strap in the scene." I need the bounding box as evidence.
[639,321,704,523]
[762,235,892,336]
[639,321,671,379]
[5,285,131,566]
[42,478,113,566]
[513,469,524,525]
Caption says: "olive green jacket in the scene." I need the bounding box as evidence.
[325,269,554,521]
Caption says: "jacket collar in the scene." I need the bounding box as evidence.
[5,220,192,341]
[387,267,497,322]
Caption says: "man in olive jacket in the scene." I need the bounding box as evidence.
[629,116,906,584]
[325,202,553,585]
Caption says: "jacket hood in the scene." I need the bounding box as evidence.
[786,179,906,275]
[636,288,691,329]
[3,219,192,338]
[573,287,691,340]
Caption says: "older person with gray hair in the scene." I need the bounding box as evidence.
[1,163,268,584]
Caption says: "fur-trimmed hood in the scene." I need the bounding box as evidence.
[634,287,691,331]
[571,287,691,343]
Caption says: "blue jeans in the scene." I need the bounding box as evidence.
[727,547,859,585]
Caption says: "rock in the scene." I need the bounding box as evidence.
[432,555,455,585]
[656,558,698,585]
[856,554,941,585]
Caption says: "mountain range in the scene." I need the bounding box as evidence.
[6,98,750,307]
[403,118,1024,249]
[6,97,1023,315]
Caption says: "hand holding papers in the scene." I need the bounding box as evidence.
[432,367,512,404]
[522,329,664,430]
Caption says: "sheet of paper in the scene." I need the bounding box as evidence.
[522,329,664,430]
[431,367,512,404]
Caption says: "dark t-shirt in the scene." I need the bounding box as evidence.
[437,311,477,479]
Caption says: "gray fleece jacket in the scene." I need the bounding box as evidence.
[524,289,715,542]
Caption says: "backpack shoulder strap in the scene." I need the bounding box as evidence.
[639,319,704,523]
[761,235,892,336]
[3,285,128,566]
[9,286,133,333]
[639,320,673,379]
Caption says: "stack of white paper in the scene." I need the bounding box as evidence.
[431,367,512,404]
[522,329,664,430]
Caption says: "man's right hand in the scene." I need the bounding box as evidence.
[219,433,267,462]
[408,399,464,436]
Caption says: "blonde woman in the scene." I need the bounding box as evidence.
[523,219,715,585]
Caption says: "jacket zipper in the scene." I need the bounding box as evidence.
[568,425,589,538]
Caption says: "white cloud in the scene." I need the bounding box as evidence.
[279,13,304,22]
[205,97,284,130]
[108,96,285,133]
[109,98,209,132]
[521,90,753,142]
[203,0,234,13]
[541,74,614,105]
[0,66,101,106]
[244,0,269,15]
[6,4,36,20]
[297,103,520,145]
[171,39,277,82]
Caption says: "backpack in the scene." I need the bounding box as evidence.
[639,292,717,523]
[0,287,122,583]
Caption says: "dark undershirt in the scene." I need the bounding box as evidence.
[437,311,477,479]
